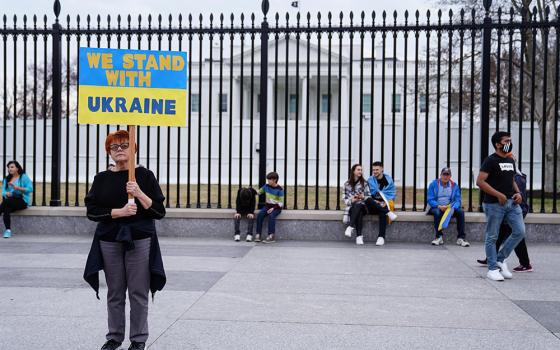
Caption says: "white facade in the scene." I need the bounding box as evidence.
[0,38,548,189]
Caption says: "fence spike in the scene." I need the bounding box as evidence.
[483,0,492,14]
[262,0,270,18]
[53,0,61,20]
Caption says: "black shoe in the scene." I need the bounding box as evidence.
[128,342,146,350]
[477,258,487,266]
[101,339,122,350]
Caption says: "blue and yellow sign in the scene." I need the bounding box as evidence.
[78,47,187,126]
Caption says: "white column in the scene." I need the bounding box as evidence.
[233,78,241,122]
[301,77,308,123]
[341,76,349,124]
[267,76,274,122]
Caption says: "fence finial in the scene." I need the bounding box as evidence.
[53,0,61,21]
[262,0,269,19]
[483,0,492,15]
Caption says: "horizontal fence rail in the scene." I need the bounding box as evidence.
[0,0,559,213]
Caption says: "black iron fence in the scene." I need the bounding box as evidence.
[0,0,559,213]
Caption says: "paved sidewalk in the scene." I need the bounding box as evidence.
[0,234,559,349]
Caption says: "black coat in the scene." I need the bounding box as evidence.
[235,187,257,215]
[83,167,167,299]
[83,219,166,300]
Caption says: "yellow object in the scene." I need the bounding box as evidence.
[78,86,187,127]
[438,205,454,231]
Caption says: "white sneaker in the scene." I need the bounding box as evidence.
[431,237,444,246]
[387,211,398,221]
[356,236,364,245]
[497,261,513,279]
[245,234,253,242]
[234,234,240,242]
[487,269,505,281]
[376,237,385,246]
[456,238,470,247]
[345,226,354,238]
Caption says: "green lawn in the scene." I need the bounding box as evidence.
[13,182,560,213]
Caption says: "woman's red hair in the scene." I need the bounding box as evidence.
[104,130,137,153]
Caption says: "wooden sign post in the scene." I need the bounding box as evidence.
[128,125,136,204]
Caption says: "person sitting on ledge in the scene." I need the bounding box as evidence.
[427,167,470,247]
[1,160,33,239]
[366,161,398,246]
[343,164,371,245]
[234,187,257,242]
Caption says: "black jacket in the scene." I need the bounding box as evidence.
[83,220,166,300]
[83,167,166,299]
[514,171,529,218]
[235,187,257,215]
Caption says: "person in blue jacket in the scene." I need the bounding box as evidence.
[1,160,33,238]
[366,161,398,246]
[427,167,469,247]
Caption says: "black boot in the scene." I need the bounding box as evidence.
[101,339,122,350]
[476,258,487,265]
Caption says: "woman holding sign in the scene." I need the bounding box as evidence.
[83,130,166,350]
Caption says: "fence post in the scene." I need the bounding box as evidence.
[50,0,62,206]
[479,0,492,210]
[258,0,270,207]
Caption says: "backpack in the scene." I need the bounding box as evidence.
[514,172,529,218]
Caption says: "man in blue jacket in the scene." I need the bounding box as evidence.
[366,161,398,246]
[427,167,469,247]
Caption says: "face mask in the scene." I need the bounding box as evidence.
[502,142,512,153]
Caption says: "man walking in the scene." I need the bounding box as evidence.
[476,131,525,281]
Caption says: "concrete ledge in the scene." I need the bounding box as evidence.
[13,207,560,224]
[10,207,560,243]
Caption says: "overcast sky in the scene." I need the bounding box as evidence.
[7,0,440,23]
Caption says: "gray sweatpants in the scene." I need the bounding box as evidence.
[100,238,151,343]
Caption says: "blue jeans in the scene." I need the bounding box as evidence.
[428,207,465,239]
[256,206,282,235]
[483,199,525,271]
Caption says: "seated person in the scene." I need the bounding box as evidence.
[234,187,257,242]
[427,167,469,247]
[256,172,284,243]
[1,160,33,238]
[366,161,398,246]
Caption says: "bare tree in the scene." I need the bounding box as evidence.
[3,59,77,120]
[427,0,560,193]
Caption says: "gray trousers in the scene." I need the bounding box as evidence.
[234,216,254,235]
[100,238,151,343]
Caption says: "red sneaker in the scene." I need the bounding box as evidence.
[513,264,533,272]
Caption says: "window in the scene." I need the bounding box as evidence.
[289,94,297,114]
[362,94,372,114]
[190,94,200,113]
[419,94,426,113]
[321,94,330,114]
[392,93,401,113]
[219,94,228,113]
